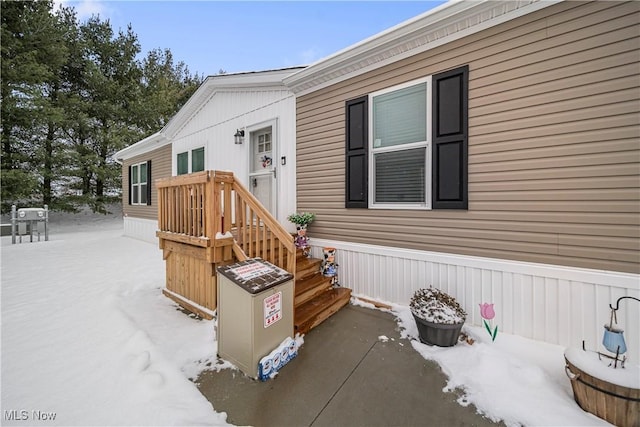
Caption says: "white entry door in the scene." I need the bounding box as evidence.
[249,126,276,215]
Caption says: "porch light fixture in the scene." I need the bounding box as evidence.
[234,129,245,144]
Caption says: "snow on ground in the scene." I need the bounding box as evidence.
[1,207,621,426]
[392,303,612,427]
[1,206,229,426]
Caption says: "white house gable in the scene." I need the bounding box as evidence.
[167,69,302,229]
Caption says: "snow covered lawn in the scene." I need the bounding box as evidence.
[1,208,618,426]
[1,210,229,426]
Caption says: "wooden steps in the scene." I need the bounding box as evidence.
[295,287,351,334]
[296,257,322,280]
[229,229,352,335]
[295,274,332,306]
[293,248,351,335]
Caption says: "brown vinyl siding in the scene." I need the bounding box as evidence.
[296,1,640,274]
[122,144,172,220]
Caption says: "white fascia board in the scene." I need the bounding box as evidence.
[162,67,305,139]
[208,68,305,88]
[283,0,472,85]
[112,131,169,163]
[284,0,563,96]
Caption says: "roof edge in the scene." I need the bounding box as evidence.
[162,67,305,139]
[112,132,169,163]
[283,0,562,96]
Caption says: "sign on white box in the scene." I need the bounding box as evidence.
[263,291,282,328]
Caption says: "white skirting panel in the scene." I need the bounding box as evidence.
[123,217,158,244]
[309,238,640,361]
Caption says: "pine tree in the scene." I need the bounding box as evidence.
[1,0,64,210]
[1,2,205,214]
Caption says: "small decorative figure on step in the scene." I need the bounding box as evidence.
[288,212,315,258]
[321,247,339,286]
[294,225,310,257]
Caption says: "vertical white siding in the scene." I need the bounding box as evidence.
[170,89,297,230]
[123,217,158,244]
[309,238,640,361]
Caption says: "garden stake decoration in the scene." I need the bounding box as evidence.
[479,303,498,341]
[600,295,639,368]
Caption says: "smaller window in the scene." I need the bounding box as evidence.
[192,147,204,172]
[177,152,188,175]
[177,147,204,175]
[130,161,148,205]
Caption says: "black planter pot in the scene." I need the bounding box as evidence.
[413,314,464,347]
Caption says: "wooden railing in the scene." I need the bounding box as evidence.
[156,170,295,274]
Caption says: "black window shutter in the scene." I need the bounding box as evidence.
[146,160,152,206]
[345,96,368,208]
[432,65,468,209]
[128,165,132,205]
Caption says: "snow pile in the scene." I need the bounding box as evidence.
[409,287,466,324]
[565,347,639,389]
[1,210,229,426]
[392,303,609,427]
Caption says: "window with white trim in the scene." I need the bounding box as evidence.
[130,161,149,205]
[345,65,468,210]
[369,77,431,209]
[192,147,204,172]
[177,147,205,175]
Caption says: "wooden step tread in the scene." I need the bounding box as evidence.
[296,257,322,279]
[295,274,332,306]
[294,287,352,334]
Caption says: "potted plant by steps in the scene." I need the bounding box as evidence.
[287,212,315,256]
[410,287,466,347]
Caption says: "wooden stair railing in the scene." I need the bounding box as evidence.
[212,171,295,275]
[156,170,355,332]
[156,170,295,275]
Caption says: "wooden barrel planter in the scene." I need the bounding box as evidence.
[564,348,639,427]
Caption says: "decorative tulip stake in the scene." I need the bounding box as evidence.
[479,303,498,341]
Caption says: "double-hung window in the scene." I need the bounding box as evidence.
[345,65,468,210]
[130,161,151,206]
[369,77,431,209]
[177,147,205,175]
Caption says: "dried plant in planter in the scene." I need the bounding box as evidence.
[410,287,466,325]
[410,287,467,347]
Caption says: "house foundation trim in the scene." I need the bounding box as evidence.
[123,217,158,244]
[308,237,639,360]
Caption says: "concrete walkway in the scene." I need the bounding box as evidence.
[197,304,500,427]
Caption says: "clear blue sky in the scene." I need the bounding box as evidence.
[59,1,446,76]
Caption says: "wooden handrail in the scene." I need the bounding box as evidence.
[156,170,295,275]
[211,171,295,274]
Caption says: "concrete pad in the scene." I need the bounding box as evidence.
[196,304,499,427]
